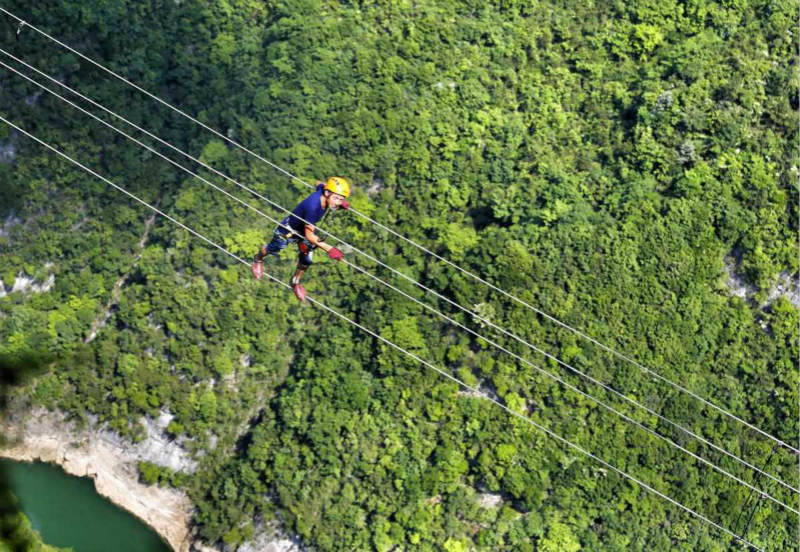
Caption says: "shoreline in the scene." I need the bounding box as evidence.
[0,411,196,552]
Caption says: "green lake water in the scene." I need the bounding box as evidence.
[0,458,171,552]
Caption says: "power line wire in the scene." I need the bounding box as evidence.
[1,5,789,453]
[3,54,796,502]
[0,112,766,551]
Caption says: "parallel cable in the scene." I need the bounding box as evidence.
[5,53,797,495]
[0,112,766,551]
[2,6,791,454]
[5,55,797,500]
[1,6,792,455]
[343,254,799,513]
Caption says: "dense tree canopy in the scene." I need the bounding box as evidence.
[0,0,797,550]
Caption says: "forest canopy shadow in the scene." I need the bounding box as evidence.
[0,350,55,550]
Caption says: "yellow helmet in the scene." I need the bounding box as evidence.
[324,176,351,198]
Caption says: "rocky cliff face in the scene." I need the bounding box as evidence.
[0,408,195,552]
[0,408,303,552]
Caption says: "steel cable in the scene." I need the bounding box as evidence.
[0,6,791,454]
[0,111,767,551]
[2,54,796,503]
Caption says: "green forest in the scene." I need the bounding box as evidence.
[0,509,66,552]
[0,0,797,550]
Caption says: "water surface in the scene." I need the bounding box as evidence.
[0,458,171,552]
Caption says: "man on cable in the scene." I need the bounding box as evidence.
[252,177,350,302]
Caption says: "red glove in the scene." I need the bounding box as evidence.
[340,200,350,210]
[327,247,343,261]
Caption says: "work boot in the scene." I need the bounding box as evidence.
[252,256,263,280]
[290,279,306,302]
[291,283,306,302]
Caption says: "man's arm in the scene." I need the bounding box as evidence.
[304,224,343,260]
[304,224,331,253]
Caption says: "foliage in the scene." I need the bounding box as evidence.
[0,507,69,552]
[0,0,796,550]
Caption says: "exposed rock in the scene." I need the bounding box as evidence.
[765,271,800,309]
[138,413,197,473]
[0,141,15,164]
[655,90,673,111]
[367,177,383,196]
[234,520,304,552]
[13,273,55,294]
[457,380,499,402]
[477,492,503,509]
[1,407,304,552]
[0,408,195,552]
[0,272,55,298]
[723,254,755,300]
[723,253,799,309]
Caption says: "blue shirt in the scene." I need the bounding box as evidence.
[285,185,327,235]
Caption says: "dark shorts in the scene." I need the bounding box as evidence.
[265,219,315,268]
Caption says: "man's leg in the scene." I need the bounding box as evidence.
[290,242,314,301]
[289,266,307,301]
[290,266,307,286]
[252,245,267,279]
[253,230,290,280]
